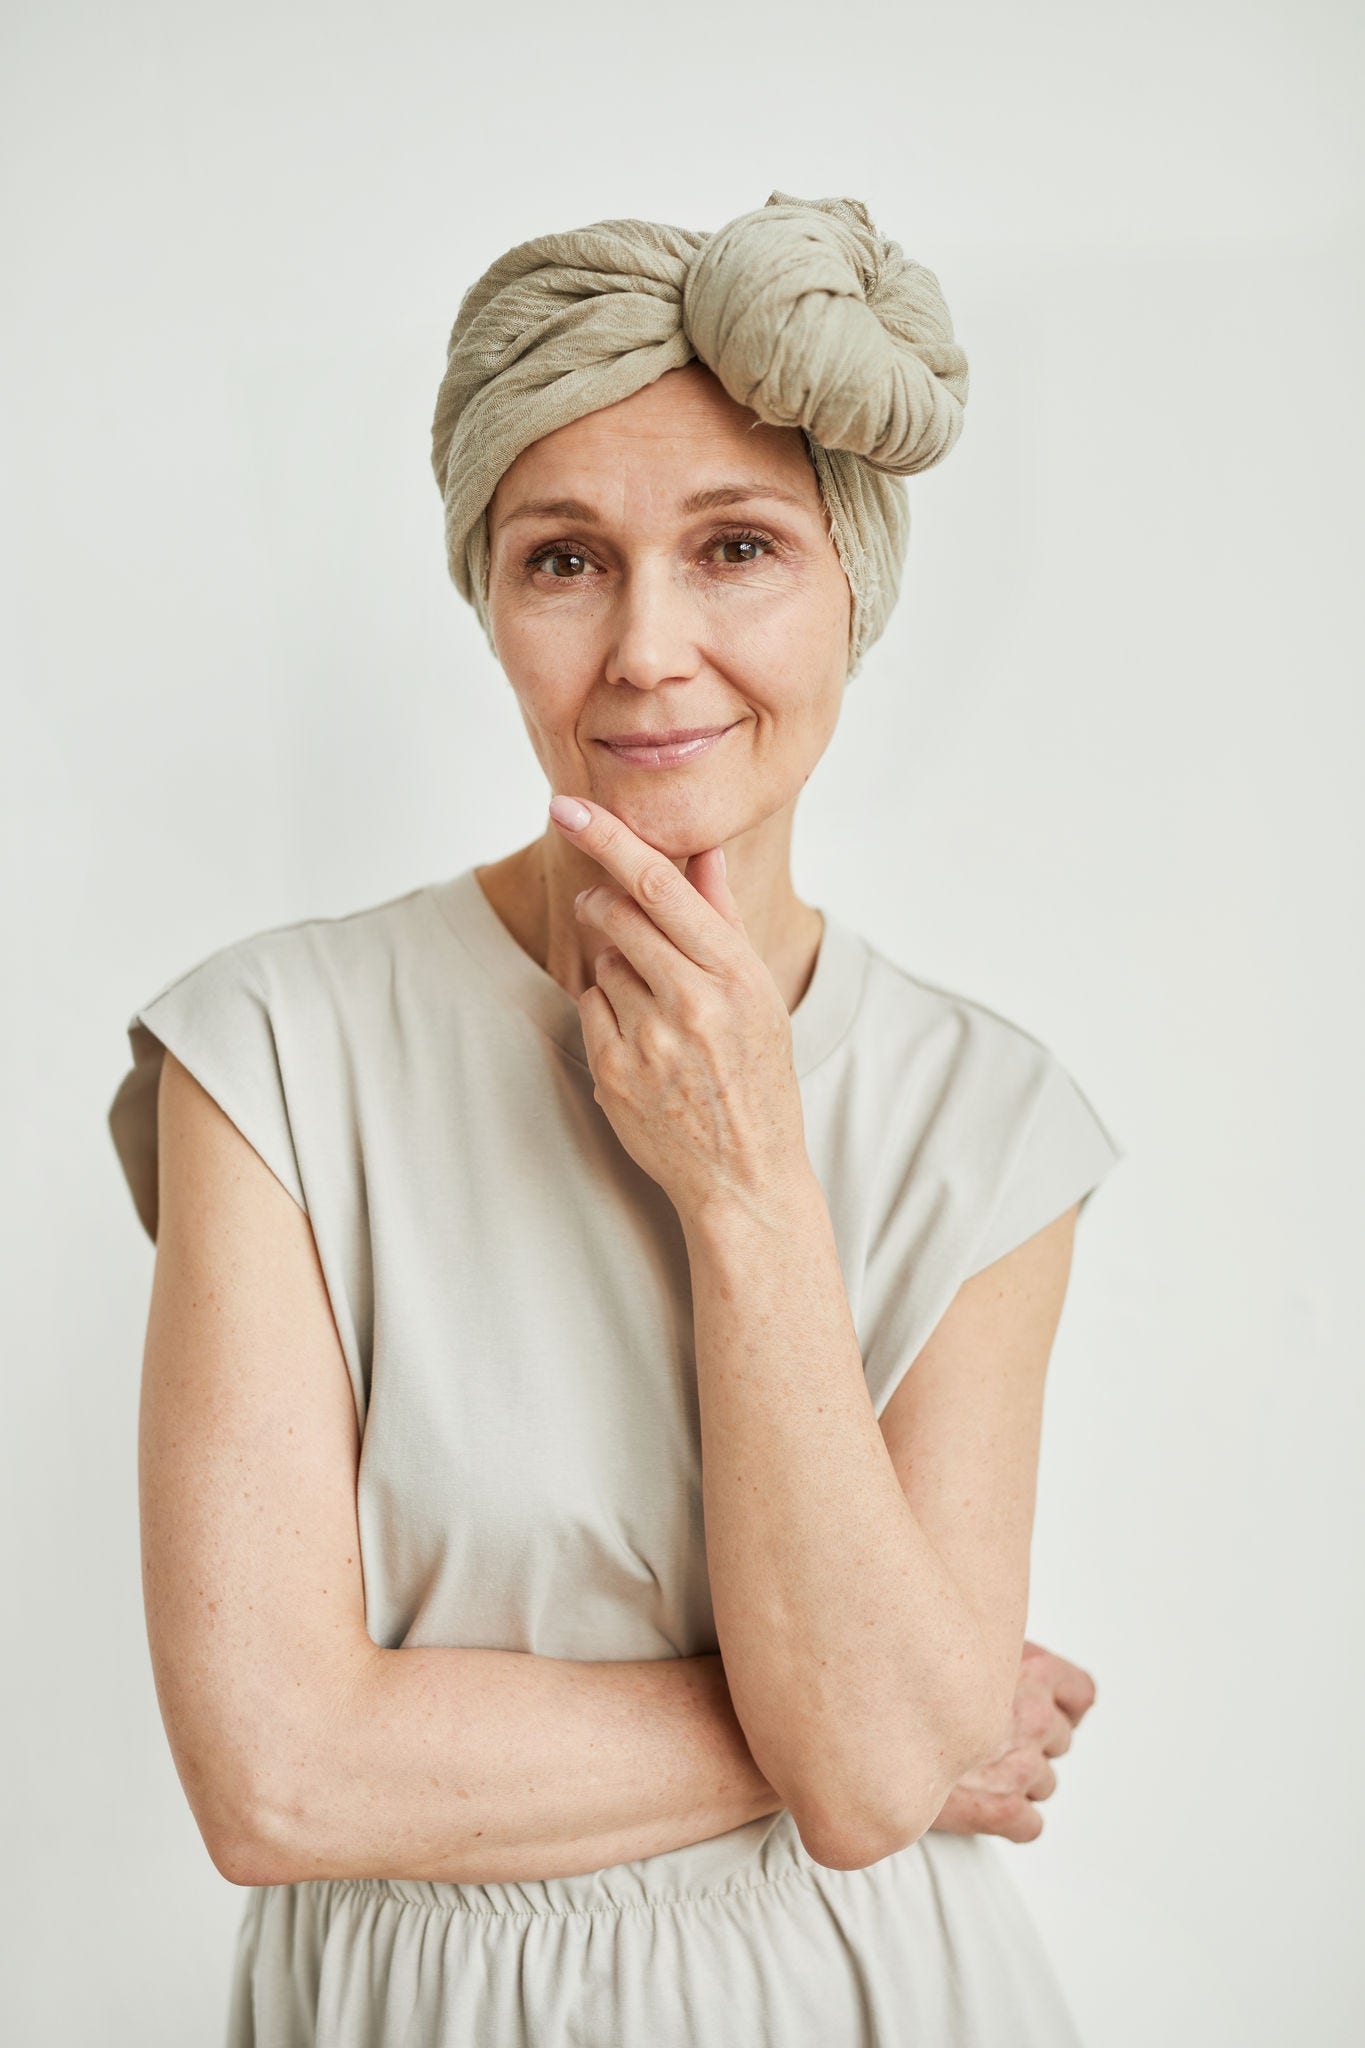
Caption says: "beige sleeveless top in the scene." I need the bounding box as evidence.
[108,866,1123,2046]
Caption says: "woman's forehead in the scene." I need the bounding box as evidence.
[489,373,819,528]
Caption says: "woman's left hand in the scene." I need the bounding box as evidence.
[549,795,811,1224]
[928,1639,1098,1843]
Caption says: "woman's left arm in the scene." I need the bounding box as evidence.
[681,1180,1078,1871]
[552,798,1077,1872]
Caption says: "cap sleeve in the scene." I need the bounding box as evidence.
[107,940,307,1243]
[964,1052,1123,1277]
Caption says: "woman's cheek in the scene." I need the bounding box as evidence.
[724,596,831,683]
[496,601,592,683]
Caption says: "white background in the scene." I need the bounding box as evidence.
[3,2,1361,2041]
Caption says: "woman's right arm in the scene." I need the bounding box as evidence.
[142,1050,783,1889]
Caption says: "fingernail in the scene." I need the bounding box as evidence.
[718,846,726,876]
[549,794,591,831]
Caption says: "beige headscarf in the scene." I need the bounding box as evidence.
[430,190,968,679]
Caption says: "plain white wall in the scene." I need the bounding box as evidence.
[4,2,1361,2040]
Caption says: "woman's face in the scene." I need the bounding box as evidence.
[484,364,852,860]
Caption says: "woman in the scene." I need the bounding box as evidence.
[109,191,1124,2046]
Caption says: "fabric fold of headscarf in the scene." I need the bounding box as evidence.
[430,190,968,678]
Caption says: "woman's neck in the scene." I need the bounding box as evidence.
[473,834,825,1017]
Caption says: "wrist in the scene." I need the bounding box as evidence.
[677,1157,827,1254]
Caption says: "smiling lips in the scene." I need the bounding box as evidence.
[595,723,737,768]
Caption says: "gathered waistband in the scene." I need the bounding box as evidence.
[291,1809,820,1923]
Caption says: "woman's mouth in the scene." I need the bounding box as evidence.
[593,722,738,769]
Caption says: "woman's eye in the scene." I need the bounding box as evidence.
[525,531,776,581]
[537,550,589,579]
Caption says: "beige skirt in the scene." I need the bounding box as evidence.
[225,1808,1084,2046]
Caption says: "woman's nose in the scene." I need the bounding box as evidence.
[603,555,703,689]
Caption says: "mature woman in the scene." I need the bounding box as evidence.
[109,190,1123,2046]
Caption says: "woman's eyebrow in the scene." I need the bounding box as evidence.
[496,481,812,529]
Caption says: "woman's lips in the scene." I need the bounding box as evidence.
[594,723,738,769]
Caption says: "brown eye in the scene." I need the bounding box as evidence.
[717,535,771,565]
[540,550,588,579]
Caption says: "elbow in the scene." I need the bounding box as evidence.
[205,1783,317,1889]
[191,1752,313,1889]
[789,1780,943,1874]
[783,1645,1013,1873]
[794,1800,936,1873]
[191,1652,381,1888]
[215,1763,334,1887]
[789,1724,985,1873]
[198,1789,288,1889]
[205,1819,278,1890]
[160,1648,378,1889]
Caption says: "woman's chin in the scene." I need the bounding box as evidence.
[593,790,742,861]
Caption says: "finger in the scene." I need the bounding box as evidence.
[1022,1641,1097,1727]
[966,1745,1042,1801]
[1049,1657,1098,1726]
[1023,1755,1058,1802]
[575,885,684,999]
[938,1785,1045,1845]
[967,1756,1052,1838]
[997,1797,1045,1844]
[589,941,654,1032]
[1010,1672,1073,1761]
[1040,1703,1075,1759]
[684,845,744,931]
[578,982,623,1073]
[549,795,738,970]
[1010,1663,1057,1745]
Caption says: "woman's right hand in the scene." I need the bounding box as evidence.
[927,1639,1098,1843]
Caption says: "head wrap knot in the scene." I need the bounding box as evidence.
[430,190,968,678]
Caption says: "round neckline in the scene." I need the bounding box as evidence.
[425,865,868,1079]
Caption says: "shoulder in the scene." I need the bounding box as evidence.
[850,933,1124,1268]
[109,878,445,1243]
[855,934,1073,1110]
[817,922,1125,1412]
[132,877,445,1042]
[212,878,439,1002]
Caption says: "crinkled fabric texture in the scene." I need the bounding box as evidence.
[430,190,969,680]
